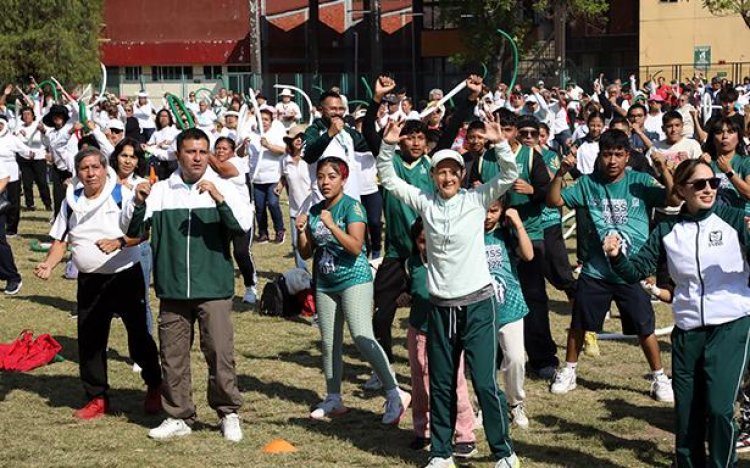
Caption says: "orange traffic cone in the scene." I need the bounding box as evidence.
[262,438,297,453]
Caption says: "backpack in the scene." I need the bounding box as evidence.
[0,330,63,372]
[259,275,299,318]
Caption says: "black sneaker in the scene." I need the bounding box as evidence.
[4,280,22,295]
[274,230,286,244]
[256,234,269,244]
[409,436,431,451]
[453,441,477,460]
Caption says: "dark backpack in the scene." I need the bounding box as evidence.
[259,275,299,317]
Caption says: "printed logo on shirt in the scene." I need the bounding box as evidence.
[485,244,506,274]
[709,230,723,247]
[591,198,628,225]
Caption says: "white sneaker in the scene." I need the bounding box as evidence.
[310,395,348,420]
[382,388,411,425]
[495,452,521,468]
[132,363,142,373]
[363,371,383,391]
[510,403,529,429]
[424,456,456,468]
[148,418,192,440]
[243,286,257,305]
[650,374,674,403]
[550,367,577,395]
[220,413,243,442]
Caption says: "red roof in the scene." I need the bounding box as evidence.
[101,40,250,66]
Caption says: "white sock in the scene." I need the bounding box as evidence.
[652,368,665,378]
[565,362,577,370]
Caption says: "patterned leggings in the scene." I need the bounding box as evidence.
[316,282,396,395]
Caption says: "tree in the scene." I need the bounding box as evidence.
[438,0,608,84]
[702,0,750,29]
[0,0,103,87]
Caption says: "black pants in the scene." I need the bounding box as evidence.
[651,210,675,289]
[77,263,161,399]
[232,227,257,287]
[361,191,383,256]
[372,257,409,363]
[0,213,20,283]
[18,158,51,209]
[5,180,20,235]
[518,240,559,370]
[51,167,72,219]
[543,224,576,300]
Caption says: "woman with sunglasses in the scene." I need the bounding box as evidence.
[604,159,750,467]
[702,117,750,213]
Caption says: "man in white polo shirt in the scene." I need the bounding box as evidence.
[33,147,162,421]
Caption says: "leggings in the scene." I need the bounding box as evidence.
[316,282,396,395]
[232,227,257,287]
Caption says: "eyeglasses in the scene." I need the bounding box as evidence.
[686,177,720,190]
[519,129,539,137]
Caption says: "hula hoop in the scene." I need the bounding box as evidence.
[37,80,59,101]
[195,87,213,103]
[598,325,674,341]
[420,81,467,118]
[313,85,325,94]
[481,62,489,80]
[496,29,519,92]
[348,100,370,109]
[247,88,264,138]
[78,101,88,134]
[166,93,195,130]
[360,76,373,100]
[273,84,314,126]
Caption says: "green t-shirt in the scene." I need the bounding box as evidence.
[310,194,373,292]
[561,171,666,284]
[710,155,750,214]
[484,227,529,326]
[406,254,431,333]
[540,148,562,230]
[383,152,435,259]
[479,145,544,240]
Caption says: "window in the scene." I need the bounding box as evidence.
[203,65,222,79]
[151,66,193,82]
[124,66,141,81]
[227,65,252,73]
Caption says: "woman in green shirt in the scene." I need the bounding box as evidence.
[296,156,410,425]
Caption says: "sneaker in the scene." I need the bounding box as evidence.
[144,385,162,415]
[495,452,521,468]
[535,365,557,381]
[6,232,17,238]
[424,457,456,468]
[256,234,269,244]
[582,331,600,357]
[242,286,257,305]
[550,367,577,394]
[382,388,411,425]
[274,230,286,244]
[74,397,108,420]
[220,413,243,442]
[363,371,383,391]
[410,436,431,451]
[310,395,348,420]
[453,441,478,459]
[650,373,674,403]
[510,403,529,429]
[132,363,142,373]
[4,280,21,295]
[148,418,192,440]
[736,432,750,453]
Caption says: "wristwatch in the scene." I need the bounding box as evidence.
[725,170,735,179]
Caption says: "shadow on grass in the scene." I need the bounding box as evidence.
[237,374,320,409]
[535,414,672,467]
[14,294,77,313]
[602,397,673,434]
[0,372,160,428]
[575,376,646,395]
[513,440,626,468]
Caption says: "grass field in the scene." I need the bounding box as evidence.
[0,198,747,468]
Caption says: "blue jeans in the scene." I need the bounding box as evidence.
[289,216,307,270]
[253,183,284,236]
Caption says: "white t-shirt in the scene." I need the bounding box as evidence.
[275,101,301,129]
[0,134,31,181]
[281,155,311,217]
[133,102,155,130]
[644,112,666,140]
[248,126,285,184]
[576,140,599,175]
[646,138,703,166]
[225,156,251,206]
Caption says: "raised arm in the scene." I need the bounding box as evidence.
[377,120,428,212]
[434,75,482,153]
[547,152,576,207]
[471,121,519,207]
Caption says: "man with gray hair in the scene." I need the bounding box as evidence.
[34,147,162,421]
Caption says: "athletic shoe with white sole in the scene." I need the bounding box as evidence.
[494,452,521,468]
[582,331,600,357]
[242,286,257,305]
[4,280,22,295]
[310,395,348,420]
[148,418,192,440]
[453,441,478,459]
[220,413,243,442]
[424,457,456,468]
[550,367,577,395]
[510,403,529,429]
[650,374,674,403]
[382,388,411,425]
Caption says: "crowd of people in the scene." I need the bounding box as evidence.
[0,69,750,467]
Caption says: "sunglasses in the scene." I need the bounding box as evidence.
[686,177,720,190]
[519,129,539,137]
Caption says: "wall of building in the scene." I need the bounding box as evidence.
[640,0,750,67]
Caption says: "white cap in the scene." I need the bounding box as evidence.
[525,95,537,104]
[106,119,124,131]
[137,91,148,98]
[278,88,294,98]
[431,149,465,169]
[259,104,277,116]
[223,111,240,118]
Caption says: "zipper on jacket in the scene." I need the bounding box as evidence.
[186,201,192,299]
[695,221,705,327]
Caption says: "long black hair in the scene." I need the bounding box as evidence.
[110,137,147,178]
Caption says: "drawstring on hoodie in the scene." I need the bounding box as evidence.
[447,307,458,341]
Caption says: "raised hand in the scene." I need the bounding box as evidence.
[134,181,152,206]
[327,116,345,138]
[466,74,483,99]
[382,119,405,145]
[603,233,622,258]
[374,75,396,100]
[477,121,505,144]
